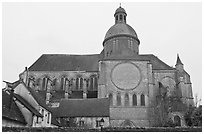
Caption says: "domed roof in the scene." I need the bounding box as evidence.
[104,23,138,41]
[114,7,126,16]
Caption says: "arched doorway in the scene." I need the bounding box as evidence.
[174,115,181,126]
[120,120,135,127]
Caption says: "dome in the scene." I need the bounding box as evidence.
[104,23,138,41]
[114,7,126,16]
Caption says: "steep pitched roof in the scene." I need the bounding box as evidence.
[28,53,174,71]
[56,98,109,117]
[7,80,51,112]
[176,54,183,65]
[28,54,101,71]
[13,93,42,117]
[2,91,26,124]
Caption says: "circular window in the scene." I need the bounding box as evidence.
[111,62,141,90]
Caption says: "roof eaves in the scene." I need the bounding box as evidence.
[20,82,51,112]
[151,55,174,70]
[13,93,43,117]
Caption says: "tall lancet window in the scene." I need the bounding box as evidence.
[125,93,129,106]
[133,94,137,106]
[141,94,145,106]
[117,93,121,106]
[109,93,113,106]
[90,76,97,90]
[76,77,79,90]
[42,77,48,91]
[119,14,122,21]
[60,77,66,90]
[80,77,83,89]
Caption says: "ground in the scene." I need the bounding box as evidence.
[2,127,202,132]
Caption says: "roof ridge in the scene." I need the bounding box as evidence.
[42,54,100,56]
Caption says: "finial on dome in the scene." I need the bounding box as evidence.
[120,3,121,8]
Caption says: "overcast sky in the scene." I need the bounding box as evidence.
[2,2,202,101]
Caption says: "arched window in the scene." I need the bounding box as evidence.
[89,76,97,90]
[80,77,83,89]
[120,15,122,21]
[76,77,79,90]
[125,93,129,106]
[117,93,121,106]
[35,78,41,90]
[141,94,145,106]
[90,77,94,90]
[116,15,118,21]
[108,93,113,106]
[64,78,70,91]
[61,77,65,90]
[106,52,109,57]
[174,115,181,126]
[42,77,47,90]
[133,94,137,106]
[124,16,126,22]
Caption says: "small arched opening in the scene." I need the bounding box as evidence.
[174,115,181,126]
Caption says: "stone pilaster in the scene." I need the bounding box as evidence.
[147,63,154,107]
[113,93,117,106]
[64,79,69,99]
[137,94,140,106]
[129,93,133,106]
[121,93,125,106]
[145,95,149,107]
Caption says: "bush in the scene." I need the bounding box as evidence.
[163,119,176,127]
[184,105,202,127]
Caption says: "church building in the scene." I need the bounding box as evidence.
[18,6,194,127]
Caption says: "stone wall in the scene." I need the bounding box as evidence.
[27,71,98,92]
[75,117,110,128]
[99,60,151,127]
[104,36,139,58]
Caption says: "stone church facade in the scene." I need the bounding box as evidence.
[19,6,194,127]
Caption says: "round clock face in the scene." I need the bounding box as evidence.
[111,62,141,90]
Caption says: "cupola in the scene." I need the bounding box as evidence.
[103,6,140,58]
